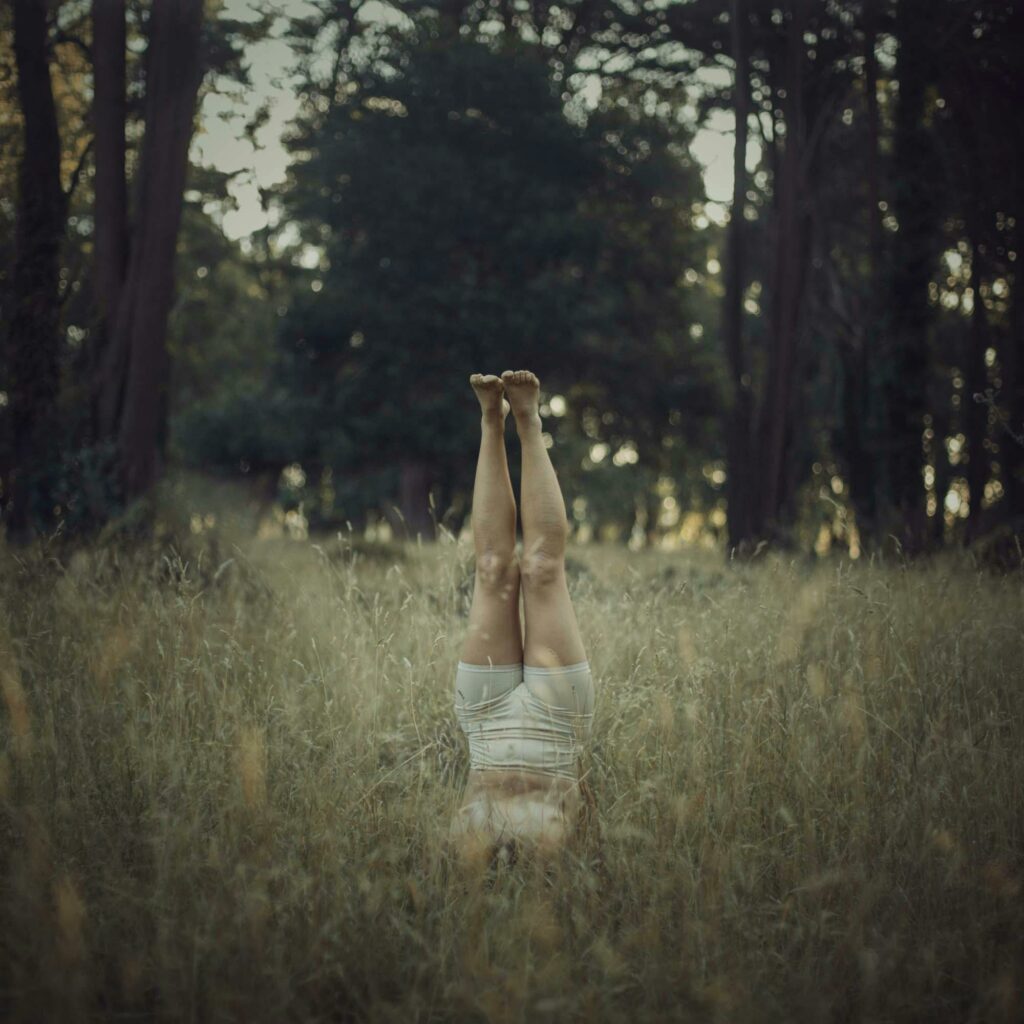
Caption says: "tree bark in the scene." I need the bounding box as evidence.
[885,0,933,554]
[1006,234,1024,520]
[397,459,435,540]
[929,401,951,546]
[1003,81,1024,523]
[845,0,882,545]
[103,0,206,500]
[92,0,127,326]
[963,218,992,544]
[643,486,661,548]
[724,0,755,553]
[754,0,808,543]
[5,0,66,538]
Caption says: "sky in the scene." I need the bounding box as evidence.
[190,0,741,242]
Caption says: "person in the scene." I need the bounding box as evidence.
[450,369,595,866]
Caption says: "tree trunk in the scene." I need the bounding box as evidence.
[92,0,128,327]
[91,0,128,450]
[724,0,755,553]
[1003,125,1024,523]
[643,486,661,547]
[1006,247,1024,521]
[864,0,883,283]
[930,401,952,546]
[845,0,882,546]
[397,459,435,540]
[5,0,66,539]
[103,0,206,500]
[884,0,933,554]
[754,0,808,543]
[963,230,991,544]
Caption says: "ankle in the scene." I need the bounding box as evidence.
[481,411,507,430]
[514,411,542,432]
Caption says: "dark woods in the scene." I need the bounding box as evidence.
[3,0,216,538]
[0,0,1021,558]
[721,0,1023,556]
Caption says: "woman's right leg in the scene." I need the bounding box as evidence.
[502,369,586,669]
[460,374,522,667]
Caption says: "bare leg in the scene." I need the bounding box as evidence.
[460,374,522,666]
[502,369,586,668]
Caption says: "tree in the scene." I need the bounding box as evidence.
[269,1,715,538]
[879,0,935,553]
[723,0,753,551]
[830,0,887,551]
[95,0,206,500]
[707,0,857,552]
[565,94,718,543]
[4,0,67,538]
[277,31,600,535]
[753,0,811,545]
[91,0,126,330]
[939,1,1024,541]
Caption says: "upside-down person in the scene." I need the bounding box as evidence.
[450,369,595,867]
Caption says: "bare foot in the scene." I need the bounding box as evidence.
[470,373,509,423]
[500,370,540,426]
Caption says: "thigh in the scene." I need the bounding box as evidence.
[460,569,523,666]
[522,571,587,668]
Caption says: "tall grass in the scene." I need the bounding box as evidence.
[1,530,1022,1022]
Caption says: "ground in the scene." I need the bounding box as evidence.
[0,511,1022,1022]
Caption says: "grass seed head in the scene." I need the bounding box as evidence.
[54,873,87,965]
[1,659,32,755]
[237,724,267,810]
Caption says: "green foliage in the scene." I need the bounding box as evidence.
[280,35,598,457]
[168,165,294,478]
[172,382,309,476]
[270,23,715,529]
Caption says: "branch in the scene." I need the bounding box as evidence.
[799,87,849,182]
[53,29,93,62]
[65,136,95,205]
[57,244,87,310]
[974,390,1024,448]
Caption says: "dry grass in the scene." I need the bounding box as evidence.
[1,529,1022,1022]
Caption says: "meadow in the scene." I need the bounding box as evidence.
[1,504,1022,1022]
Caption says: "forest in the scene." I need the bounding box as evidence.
[1,0,1021,558]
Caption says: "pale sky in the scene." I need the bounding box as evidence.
[191,0,742,242]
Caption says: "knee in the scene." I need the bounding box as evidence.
[475,550,519,594]
[520,547,565,591]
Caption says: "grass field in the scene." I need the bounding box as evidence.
[1,521,1022,1022]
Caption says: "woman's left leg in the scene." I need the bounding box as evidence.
[460,374,522,666]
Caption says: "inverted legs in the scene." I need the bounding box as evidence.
[460,370,587,671]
